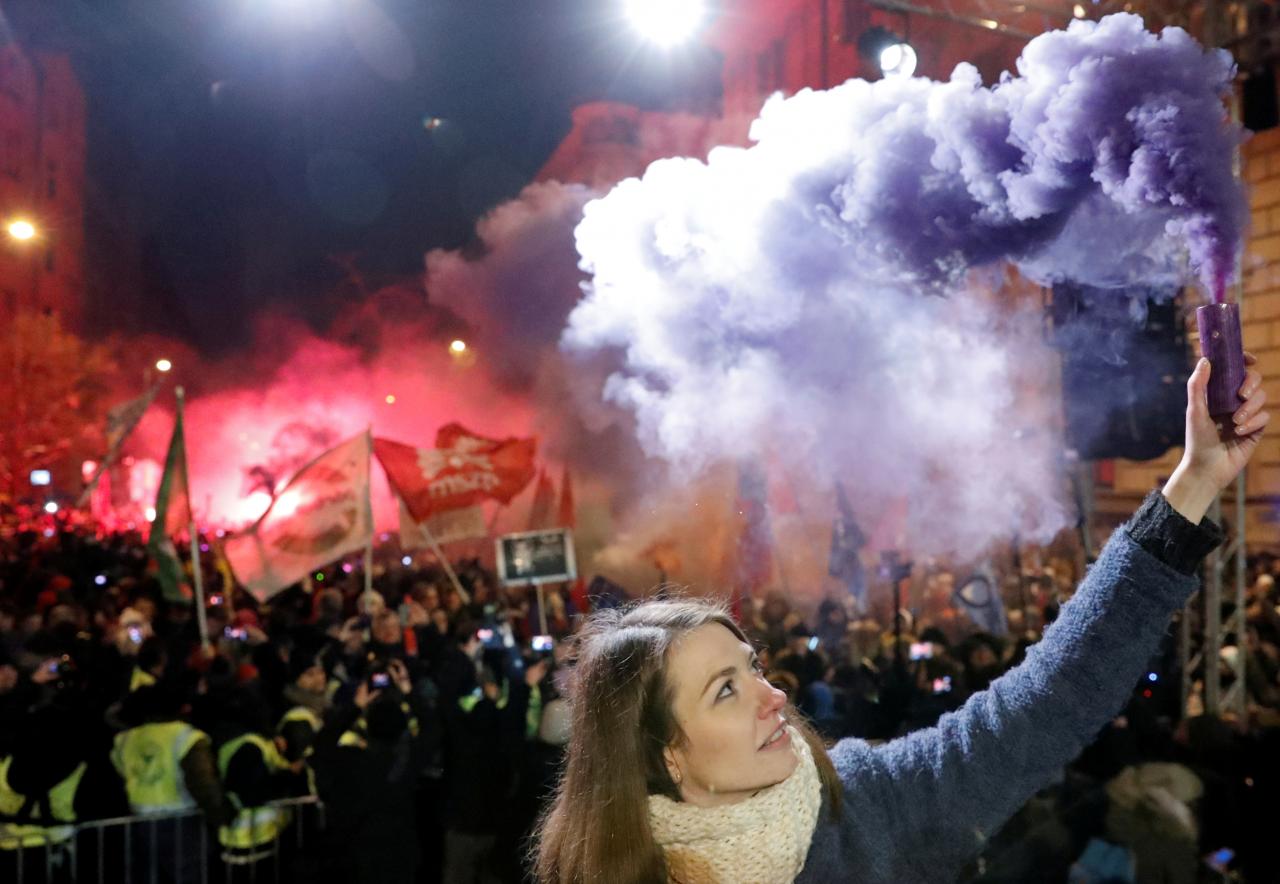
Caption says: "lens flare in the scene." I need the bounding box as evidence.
[625,0,705,47]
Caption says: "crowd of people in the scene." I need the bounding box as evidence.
[2,515,1279,883]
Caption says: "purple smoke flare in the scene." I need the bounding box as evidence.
[563,14,1245,554]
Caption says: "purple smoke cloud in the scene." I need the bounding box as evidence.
[564,14,1244,554]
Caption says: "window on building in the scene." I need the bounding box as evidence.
[756,40,785,93]
[1093,460,1115,488]
[841,0,861,44]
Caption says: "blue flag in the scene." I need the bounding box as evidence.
[953,569,1008,636]
[828,483,867,608]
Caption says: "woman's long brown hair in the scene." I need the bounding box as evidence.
[531,598,843,884]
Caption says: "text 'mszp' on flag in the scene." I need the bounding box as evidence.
[374,424,537,522]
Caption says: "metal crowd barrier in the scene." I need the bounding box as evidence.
[4,795,325,884]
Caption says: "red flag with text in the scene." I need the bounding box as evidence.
[374,424,537,522]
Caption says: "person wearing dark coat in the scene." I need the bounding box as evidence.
[532,358,1271,883]
[314,659,432,884]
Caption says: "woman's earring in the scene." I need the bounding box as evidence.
[672,768,683,786]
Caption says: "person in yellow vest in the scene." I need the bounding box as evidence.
[112,685,226,884]
[216,689,302,872]
[1,704,127,881]
[277,654,331,797]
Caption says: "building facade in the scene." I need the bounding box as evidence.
[0,41,86,326]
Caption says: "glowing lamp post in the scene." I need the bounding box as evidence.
[449,339,467,354]
[6,219,36,241]
[155,358,173,373]
[625,0,706,47]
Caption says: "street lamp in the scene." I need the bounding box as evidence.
[625,0,706,47]
[7,219,36,241]
[449,339,467,354]
[858,27,918,78]
[155,358,173,373]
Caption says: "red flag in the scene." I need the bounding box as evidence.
[568,576,589,615]
[557,466,576,529]
[526,469,556,531]
[374,425,537,522]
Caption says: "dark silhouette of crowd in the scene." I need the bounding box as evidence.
[2,517,1279,882]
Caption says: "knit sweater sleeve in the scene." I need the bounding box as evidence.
[817,500,1210,880]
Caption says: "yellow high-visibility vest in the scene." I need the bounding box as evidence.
[216,734,291,850]
[0,756,87,849]
[111,721,207,814]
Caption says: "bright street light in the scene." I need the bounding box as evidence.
[625,0,706,47]
[449,339,467,354]
[155,358,173,373]
[858,27,918,79]
[7,219,36,241]
[879,42,918,78]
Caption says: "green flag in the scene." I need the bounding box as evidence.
[148,410,193,604]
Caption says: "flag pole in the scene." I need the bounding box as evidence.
[176,387,210,654]
[535,581,548,636]
[420,522,471,605]
[364,430,375,598]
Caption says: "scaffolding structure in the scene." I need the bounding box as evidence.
[1180,482,1249,719]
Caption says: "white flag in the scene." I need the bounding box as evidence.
[397,498,486,550]
[225,432,372,602]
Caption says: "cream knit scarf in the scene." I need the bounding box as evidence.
[648,728,823,884]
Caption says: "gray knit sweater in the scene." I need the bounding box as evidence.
[795,492,1222,883]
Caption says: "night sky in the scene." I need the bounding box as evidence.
[4,0,721,354]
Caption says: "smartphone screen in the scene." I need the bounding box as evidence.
[370,672,391,689]
[910,642,933,661]
[532,635,554,652]
[1206,847,1234,872]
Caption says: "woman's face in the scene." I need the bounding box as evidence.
[662,623,797,808]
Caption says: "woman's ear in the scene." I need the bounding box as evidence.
[663,746,684,786]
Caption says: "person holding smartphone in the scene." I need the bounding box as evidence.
[314,658,431,884]
[533,357,1269,884]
